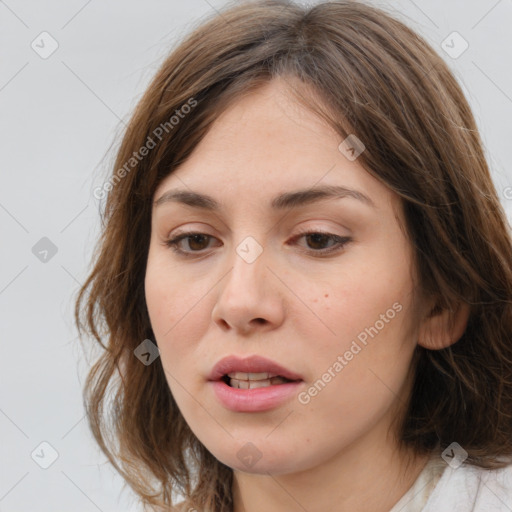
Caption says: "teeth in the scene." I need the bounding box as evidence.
[227,371,280,380]
[229,376,290,389]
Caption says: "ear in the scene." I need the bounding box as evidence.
[417,300,471,350]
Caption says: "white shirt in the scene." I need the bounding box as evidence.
[389,454,512,511]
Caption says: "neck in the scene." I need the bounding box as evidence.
[231,433,431,512]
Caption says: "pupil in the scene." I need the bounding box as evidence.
[307,233,328,249]
[189,234,208,250]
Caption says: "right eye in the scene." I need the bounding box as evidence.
[164,232,219,256]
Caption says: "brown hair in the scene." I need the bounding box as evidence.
[75,1,512,510]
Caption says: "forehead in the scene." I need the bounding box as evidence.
[154,78,397,214]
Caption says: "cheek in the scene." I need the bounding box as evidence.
[145,260,175,337]
[314,242,416,356]
[298,266,416,438]
[145,256,203,357]
[343,275,407,335]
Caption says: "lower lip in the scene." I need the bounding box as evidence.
[210,379,303,412]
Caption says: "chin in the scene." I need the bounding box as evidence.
[210,442,311,476]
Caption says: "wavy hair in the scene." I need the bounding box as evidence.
[75,1,512,510]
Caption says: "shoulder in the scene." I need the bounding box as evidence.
[424,460,512,511]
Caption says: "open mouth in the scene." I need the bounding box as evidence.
[210,363,304,411]
[221,371,296,389]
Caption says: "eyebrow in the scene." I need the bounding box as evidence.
[154,184,376,210]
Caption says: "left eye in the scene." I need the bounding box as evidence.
[165,232,217,253]
[292,231,351,254]
[164,231,352,257]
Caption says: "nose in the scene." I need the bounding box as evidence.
[211,240,285,335]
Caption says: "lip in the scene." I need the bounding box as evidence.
[208,355,303,382]
[207,355,304,412]
[210,380,303,412]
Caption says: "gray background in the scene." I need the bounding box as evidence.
[1,0,511,510]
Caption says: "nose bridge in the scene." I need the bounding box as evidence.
[211,231,285,332]
[224,234,267,298]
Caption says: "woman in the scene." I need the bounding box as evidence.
[76,1,512,510]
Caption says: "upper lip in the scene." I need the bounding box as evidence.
[208,355,303,381]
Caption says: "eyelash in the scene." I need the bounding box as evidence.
[163,229,352,258]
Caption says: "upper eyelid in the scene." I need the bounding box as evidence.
[166,219,351,237]
[168,227,345,241]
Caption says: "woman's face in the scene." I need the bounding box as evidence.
[145,78,423,475]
